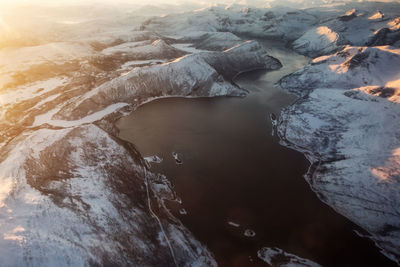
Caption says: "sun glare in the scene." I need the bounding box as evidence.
[0,16,12,36]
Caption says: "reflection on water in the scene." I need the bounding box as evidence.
[116,40,396,266]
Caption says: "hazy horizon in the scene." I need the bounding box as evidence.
[1,0,399,8]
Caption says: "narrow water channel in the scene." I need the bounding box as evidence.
[116,40,396,266]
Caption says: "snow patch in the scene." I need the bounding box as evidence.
[258,247,322,267]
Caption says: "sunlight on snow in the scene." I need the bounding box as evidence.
[388,17,400,30]
[0,16,13,38]
[316,26,338,42]
[3,226,25,243]
[371,147,400,181]
[0,177,13,208]
[368,11,384,20]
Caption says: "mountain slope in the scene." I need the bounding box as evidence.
[0,124,216,266]
[278,45,400,264]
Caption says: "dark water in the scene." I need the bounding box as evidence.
[116,40,396,267]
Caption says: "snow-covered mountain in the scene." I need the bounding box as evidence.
[277,46,400,263]
[0,124,216,266]
[1,0,400,265]
[0,8,282,264]
[279,46,400,96]
[142,2,400,48]
[25,40,280,125]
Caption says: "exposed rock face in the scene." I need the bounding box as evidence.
[258,247,322,267]
[0,124,216,266]
[367,28,400,47]
[278,46,400,264]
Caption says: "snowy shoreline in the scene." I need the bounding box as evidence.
[276,46,400,264]
[0,31,282,265]
[1,1,400,265]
